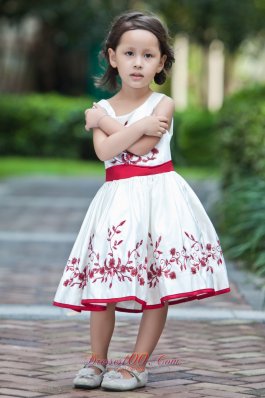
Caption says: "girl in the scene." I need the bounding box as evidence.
[53,10,230,392]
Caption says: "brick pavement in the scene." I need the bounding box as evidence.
[0,176,265,397]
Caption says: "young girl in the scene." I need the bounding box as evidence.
[53,10,230,392]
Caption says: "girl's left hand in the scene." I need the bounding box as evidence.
[84,103,107,131]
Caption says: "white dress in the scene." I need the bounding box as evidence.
[53,92,230,313]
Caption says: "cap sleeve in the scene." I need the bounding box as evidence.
[96,99,115,116]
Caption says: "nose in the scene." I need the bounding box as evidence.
[134,56,142,69]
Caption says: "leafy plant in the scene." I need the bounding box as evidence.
[0,93,95,159]
[217,177,265,278]
[171,108,219,167]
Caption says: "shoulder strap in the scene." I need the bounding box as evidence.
[148,92,165,111]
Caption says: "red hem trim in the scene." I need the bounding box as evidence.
[53,287,231,313]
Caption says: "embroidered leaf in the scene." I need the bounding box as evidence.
[117,240,123,245]
[128,250,131,257]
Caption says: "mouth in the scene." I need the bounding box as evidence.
[130,73,144,79]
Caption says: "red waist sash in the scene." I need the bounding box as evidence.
[105,160,174,182]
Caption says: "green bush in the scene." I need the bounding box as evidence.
[217,177,265,278]
[0,93,95,159]
[171,108,219,167]
[216,85,265,280]
[217,85,265,186]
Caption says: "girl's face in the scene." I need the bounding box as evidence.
[108,29,167,90]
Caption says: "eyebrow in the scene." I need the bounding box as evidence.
[122,46,157,51]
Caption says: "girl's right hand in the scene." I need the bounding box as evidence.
[84,103,108,131]
[142,115,169,137]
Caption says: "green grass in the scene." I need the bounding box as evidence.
[0,157,220,180]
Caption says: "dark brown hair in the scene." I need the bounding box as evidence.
[95,11,175,91]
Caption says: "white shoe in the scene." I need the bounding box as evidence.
[101,365,148,391]
[73,363,106,389]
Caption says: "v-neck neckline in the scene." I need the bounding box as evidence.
[104,92,156,118]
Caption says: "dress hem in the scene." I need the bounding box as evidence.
[53,287,231,313]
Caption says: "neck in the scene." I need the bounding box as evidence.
[118,86,152,102]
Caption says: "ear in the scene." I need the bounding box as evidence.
[157,54,167,73]
[108,48,117,68]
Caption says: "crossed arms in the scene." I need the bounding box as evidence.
[84,95,175,162]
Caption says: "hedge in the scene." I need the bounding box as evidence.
[0,93,95,160]
[171,108,219,167]
[217,84,265,186]
[216,85,265,279]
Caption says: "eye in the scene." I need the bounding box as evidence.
[145,53,153,58]
[125,51,134,56]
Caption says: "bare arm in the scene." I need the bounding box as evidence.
[92,115,168,162]
[85,96,175,156]
[128,96,175,155]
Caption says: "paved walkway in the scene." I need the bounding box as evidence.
[0,176,265,397]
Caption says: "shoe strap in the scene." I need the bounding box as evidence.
[117,365,144,381]
[85,363,106,373]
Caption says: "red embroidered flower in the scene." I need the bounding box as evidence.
[110,147,159,165]
[139,277,145,286]
[200,257,207,266]
[131,268,138,276]
[109,258,115,268]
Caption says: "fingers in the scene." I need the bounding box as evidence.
[157,116,169,123]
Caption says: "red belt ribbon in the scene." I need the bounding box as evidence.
[105,160,174,182]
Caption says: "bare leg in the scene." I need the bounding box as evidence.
[87,303,116,374]
[118,303,168,378]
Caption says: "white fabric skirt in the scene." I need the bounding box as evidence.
[53,171,230,313]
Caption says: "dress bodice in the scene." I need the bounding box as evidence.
[97,92,173,169]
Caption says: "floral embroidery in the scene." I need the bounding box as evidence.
[147,232,223,287]
[86,220,147,288]
[62,219,224,290]
[111,147,159,165]
[63,257,88,289]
